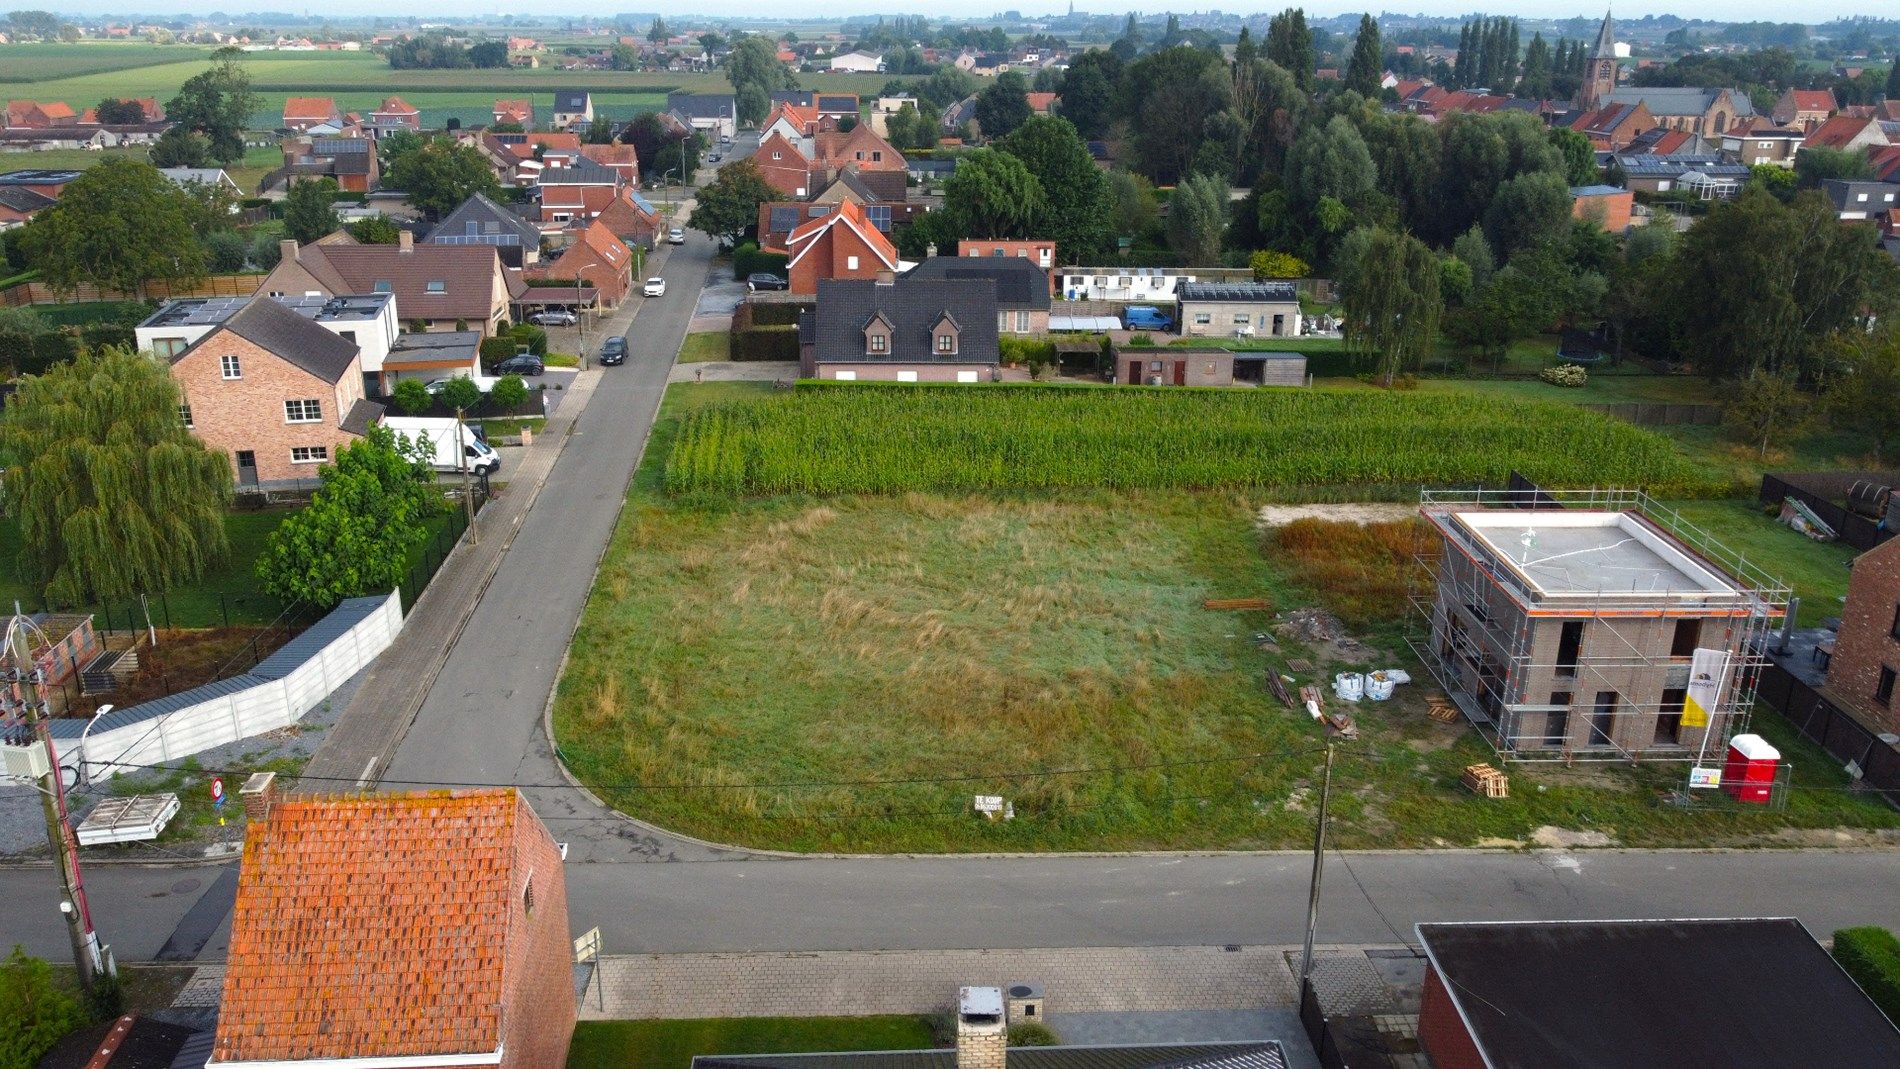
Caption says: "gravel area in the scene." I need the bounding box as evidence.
[0,666,367,857]
[1255,503,1420,528]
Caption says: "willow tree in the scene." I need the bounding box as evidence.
[1341,228,1442,387]
[0,346,232,602]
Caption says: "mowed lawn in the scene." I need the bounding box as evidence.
[569,1018,937,1069]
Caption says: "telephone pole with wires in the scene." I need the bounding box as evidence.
[2,605,112,989]
[1298,743,1336,989]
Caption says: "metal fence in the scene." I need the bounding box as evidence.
[1760,472,1898,552]
[1757,661,1900,809]
[398,479,492,611]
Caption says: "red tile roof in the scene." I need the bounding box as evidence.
[1805,114,1876,150]
[374,95,419,116]
[785,199,898,268]
[214,791,531,1062]
[283,96,338,121]
[493,99,532,123]
[1788,89,1835,112]
[1025,92,1058,114]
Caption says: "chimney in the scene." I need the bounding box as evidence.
[279,238,299,264]
[874,269,896,286]
[955,987,1006,1069]
[398,229,414,253]
[239,771,277,823]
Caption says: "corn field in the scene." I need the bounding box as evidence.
[664,386,1715,497]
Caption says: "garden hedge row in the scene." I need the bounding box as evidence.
[732,241,789,282]
[0,324,137,376]
[730,324,799,362]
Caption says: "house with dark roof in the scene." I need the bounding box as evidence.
[163,297,382,488]
[1612,153,1749,198]
[1176,281,1302,340]
[800,275,1000,381]
[262,232,519,334]
[282,135,379,193]
[1569,100,1654,151]
[535,157,624,231]
[427,192,544,267]
[0,183,54,229]
[213,788,574,1069]
[139,291,398,397]
[772,91,862,120]
[667,91,737,139]
[1600,87,1753,138]
[550,89,593,130]
[906,254,1052,334]
[1417,919,1900,1069]
[1822,180,1899,227]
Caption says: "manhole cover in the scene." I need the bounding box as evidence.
[170,878,201,894]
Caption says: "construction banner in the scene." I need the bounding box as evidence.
[1682,648,1730,729]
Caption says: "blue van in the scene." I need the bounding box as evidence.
[1123,305,1174,331]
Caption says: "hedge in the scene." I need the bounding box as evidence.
[738,300,810,328]
[731,324,799,362]
[0,323,138,376]
[733,241,789,282]
[479,336,520,369]
[1833,927,1900,1021]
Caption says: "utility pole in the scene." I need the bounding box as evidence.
[3,608,107,989]
[455,407,478,546]
[1298,743,1336,991]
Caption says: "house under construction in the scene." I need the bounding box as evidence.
[1413,490,1788,762]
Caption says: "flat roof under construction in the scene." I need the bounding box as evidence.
[1452,510,1743,599]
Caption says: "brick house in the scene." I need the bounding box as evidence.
[1721,126,1804,167]
[1417,919,1900,1069]
[166,297,382,489]
[3,99,78,128]
[905,254,1050,335]
[1771,88,1836,131]
[755,130,817,197]
[282,96,343,133]
[262,232,519,334]
[536,158,623,231]
[1600,87,1753,138]
[493,99,533,127]
[1568,100,1654,151]
[757,175,925,251]
[799,275,999,382]
[366,95,422,140]
[1801,113,1891,155]
[140,292,398,400]
[1824,534,1900,734]
[781,200,901,294]
[579,142,640,186]
[958,238,1057,273]
[0,185,55,229]
[282,136,379,193]
[213,787,574,1069]
[1571,184,1634,232]
[1176,281,1303,339]
[532,221,633,308]
[592,186,662,248]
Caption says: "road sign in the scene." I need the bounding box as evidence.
[209,777,224,803]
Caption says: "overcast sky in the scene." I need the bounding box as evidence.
[49,3,1875,25]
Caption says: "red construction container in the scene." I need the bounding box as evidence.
[1722,734,1781,804]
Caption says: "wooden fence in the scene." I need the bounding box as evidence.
[1580,402,1722,426]
[1,273,265,307]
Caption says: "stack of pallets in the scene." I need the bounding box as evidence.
[1426,695,1461,724]
[1461,763,1509,799]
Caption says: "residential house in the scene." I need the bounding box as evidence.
[697,990,1287,1069]
[1823,530,1900,733]
[493,99,534,127]
[1624,126,1716,155]
[426,192,543,268]
[757,177,923,250]
[366,95,422,140]
[1417,919,1900,1069]
[773,92,862,123]
[810,125,908,200]
[762,102,829,141]
[1418,503,1774,758]
[1118,347,1307,387]
[282,136,379,194]
[1571,185,1634,232]
[1821,180,1899,226]
[0,185,55,229]
[667,92,737,140]
[3,99,77,127]
[779,200,901,294]
[1568,100,1654,151]
[829,50,885,73]
[1613,154,1748,198]
[580,142,640,186]
[550,90,593,130]
[1025,92,1058,116]
[1771,88,1836,131]
[161,297,381,488]
[970,53,1009,76]
[282,96,343,133]
[1599,87,1753,137]
[139,292,399,399]
[535,157,624,231]
[381,330,486,389]
[593,186,663,248]
[941,95,979,135]
[1176,281,1303,339]
[263,233,518,334]
[906,254,1051,335]
[0,167,79,199]
[799,275,1000,382]
[958,239,1057,275]
[532,221,633,308]
[212,788,575,1069]
[1720,126,1803,167]
[1060,266,1253,302]
[1872,143,1900,185]
[1801,113,1891,155]
[159,167,241,196]
[755,130,817,197]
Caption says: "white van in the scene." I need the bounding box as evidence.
[382,416,502,476]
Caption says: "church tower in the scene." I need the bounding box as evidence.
[1579,11,1618,110]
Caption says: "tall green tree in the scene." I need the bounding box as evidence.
[1165,172,1227,266]
[1825,330,1900,462]
[974,70,1032,139]
[1722,369,1813,459]
[94,97,147,124]
[995,115,1112,262]
[1889,56,1900,99]
[1794,146,1873,189]
[726,34,797,125]
[1266,8,1314,90]
[0,346,232,601]
[1518,33,1553,97]
[163,48,255,165]
[940,148,1046,239]
[1055,49,1119,138]
[148,128,213,168]
[687,159,779,245]
[1341,228,1441,386]
[1125,46,1231,184]
[257,425,443,608]
[1284,115,1377,224]
[1482,171,1573,261]
[648,16,669,44]
[18,158,206,296]
[383,135,501,221]
[282,177,340,245]
[1107,169,1161,244]
[0,948,88,1069]
[1548,127,1598,185]
[1344,15,1383,98]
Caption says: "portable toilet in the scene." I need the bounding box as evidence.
[1722,733,1780,804]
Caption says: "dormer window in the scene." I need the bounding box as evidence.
[868,332,887,354]
[932,312,960,355]
[936,333,956,354]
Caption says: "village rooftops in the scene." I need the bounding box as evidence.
[141,293,393,330]
[1175,281,1298,302]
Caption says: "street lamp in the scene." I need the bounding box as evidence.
[661,166,680,206]
[571,262,610,370]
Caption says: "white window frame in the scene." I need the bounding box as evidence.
[290,445,328,464]
[833,370,857,381]
[956,370,980,383]
[179,404,193,428]
[284,398,323,424]
[846,255,859,270]
[220,354,242,379]
[896,370,918,382]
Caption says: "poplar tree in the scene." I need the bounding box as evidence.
[1344,14,1382,99]
[1,347,232,602]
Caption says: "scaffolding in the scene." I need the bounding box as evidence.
[1407,489,1789,765]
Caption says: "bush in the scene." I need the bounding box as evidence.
[999,336,1055,377]
[489,374,528,410]
[438,376,482,412]
[479,335,519,370]
[205,230,250,272]
[738,300,810,328]
[249,232,285,270]
[390,379,432,415]
[1540,364,1589,387]
[733,241,789,281]
[1008,1022,1061,1047]
[508,323,548,356]
[731,324,799,362]
[1833,927,1900,1022]
[1127,333,1154,347]
[0,947,88,1069]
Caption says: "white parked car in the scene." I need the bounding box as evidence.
[643,277,667,297]
[667,227,686,245]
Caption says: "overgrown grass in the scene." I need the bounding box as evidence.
[569,1017,937,1069]
[1657,498,1856,628]
[23,301,147,327]
[677,331,731,363]
[1273,518,1436,632]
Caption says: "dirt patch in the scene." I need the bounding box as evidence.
[1531,825,1618,848]
[1757,827,1900,848]
[1274,608,1380,663]
[1475,836,1526,848]
[65,627,292,716]
[1256,503,1419,528]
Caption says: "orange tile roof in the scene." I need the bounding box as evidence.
[1025,92,1057,114]
[786,199,898,266]
[811,124,906,171]
[580,143,638,170]
[1805,114,1875,150]
[1788,89,1835,112]
[214,790,529,1063]
[375,95,419,115]
[283,96,338,120]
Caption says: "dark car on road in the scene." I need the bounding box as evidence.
[746,273,789,291]
[495,354,545,376]
[598,336,627,366]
